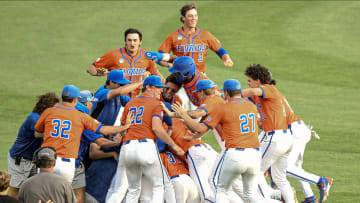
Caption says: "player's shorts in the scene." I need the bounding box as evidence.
[85,192,100,203]
[72,162,86,189]
[7,153,35,188]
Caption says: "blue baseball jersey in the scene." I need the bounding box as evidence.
[91,85,130,125]
[85,146,119,203]
[9,112,43,160]
[75,102,104,167]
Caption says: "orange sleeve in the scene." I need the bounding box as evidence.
[93,50,116,69]
[81,113,102,133]
[34,110,48,133]
[261,85,276,99]
[152,103,163,120]
[158,34,174,53]
[206,31,222,52]
[202,107,223,130]
[147,59,159,75]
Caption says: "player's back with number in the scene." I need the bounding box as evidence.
[205,99,259,149]
[36,105,100,158]
[121,96,162,142]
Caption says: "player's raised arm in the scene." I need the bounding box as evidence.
[87,64,109,76]
[172,103,208,134]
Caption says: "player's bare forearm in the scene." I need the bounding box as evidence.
[89,143,118,160]
[99,125,129,135]
[87,64,108,76]
[107,81,143,100]
[187,109,206,119]
[94,137,121,148]
[172,103,207,133]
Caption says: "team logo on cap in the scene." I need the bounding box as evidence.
[119,59,124,63]
[177,36,182,40]
[96,58,100,62]
[237,85,241,89]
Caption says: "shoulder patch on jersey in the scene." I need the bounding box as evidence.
[96,58,100,62]
[207,117,211,121]
[201,104,206,107]
[177,36,182,40]
[95,119,99,123]
[119,58,124,63]
[161,111,164,117]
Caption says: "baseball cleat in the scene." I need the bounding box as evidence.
[301,196,318,203]
[318,176,333,202]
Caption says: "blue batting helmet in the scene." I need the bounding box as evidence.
[169,56,196,78]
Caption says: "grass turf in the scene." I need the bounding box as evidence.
[0,1,359,202]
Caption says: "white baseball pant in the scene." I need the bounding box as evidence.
[216,148,262,203]
[123,139,164,203]
[286,120,320,198]
[53,157,75,183]
[257,130,294,203]
[186,144,217,203]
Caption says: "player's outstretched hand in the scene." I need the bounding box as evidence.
[224,58,234,67]
[171,102,187,118]
[172,144,185,156]
[124,111,134,129]
[307,124,320,139]
[113,133,123,144]
[111,151,119,161]
[184,136,194,141]
[160,102,175,117]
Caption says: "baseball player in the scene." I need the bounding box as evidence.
[158,3,233,73]
[87,28,164,98]
[281,95,333,203]
[160,150,200,203]
[119,76,184,202]
[172,79,263,202]
[160,73,183,105]
[34,85,132,183]
[72,91,124,203]
[242,64,295,203]
[7,92,59,198]
[169,56,215,108]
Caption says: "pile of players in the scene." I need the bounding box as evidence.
[7,3,333,203]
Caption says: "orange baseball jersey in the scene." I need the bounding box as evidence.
[280,94,301,125]
[249,84,288,132]
[159,27,222,72]
[183,70,210,107]
[160,150,189,178]
[160,93,183,105]
[171,118,205,154]
[121,93,163,142]
[203,97,260,149]
[35,104,102,158]
[92,47,159,98]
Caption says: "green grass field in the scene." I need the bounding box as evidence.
[0,1,359,202]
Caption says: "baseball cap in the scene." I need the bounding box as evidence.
[143,76,167,88]
[192,80,217,93]
[220,79,242,91]
[108,70,131,85]
[36,147,57,160]
[62,85,80,98]
[78,90,97,103]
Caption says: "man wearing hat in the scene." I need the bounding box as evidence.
[18,147,76,203]
[119,76,184,202]
[172,79,263,202]
[91,69,149,126]
[34,84,133,183]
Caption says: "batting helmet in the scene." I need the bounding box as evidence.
[169,56,196,78]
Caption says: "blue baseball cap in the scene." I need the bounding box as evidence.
[108,70,131,85]
[143,76,167,88]
[192,80,217,93]
[220,79,242,91]
[78,90,97,103]
[62,85,80,98]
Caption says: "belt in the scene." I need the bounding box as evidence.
[267,129,288,136]
[125,139,149,145]
[235,148,260,151]
[170,174,189,179]
[194,144,202,147]
[61,158,71,162]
